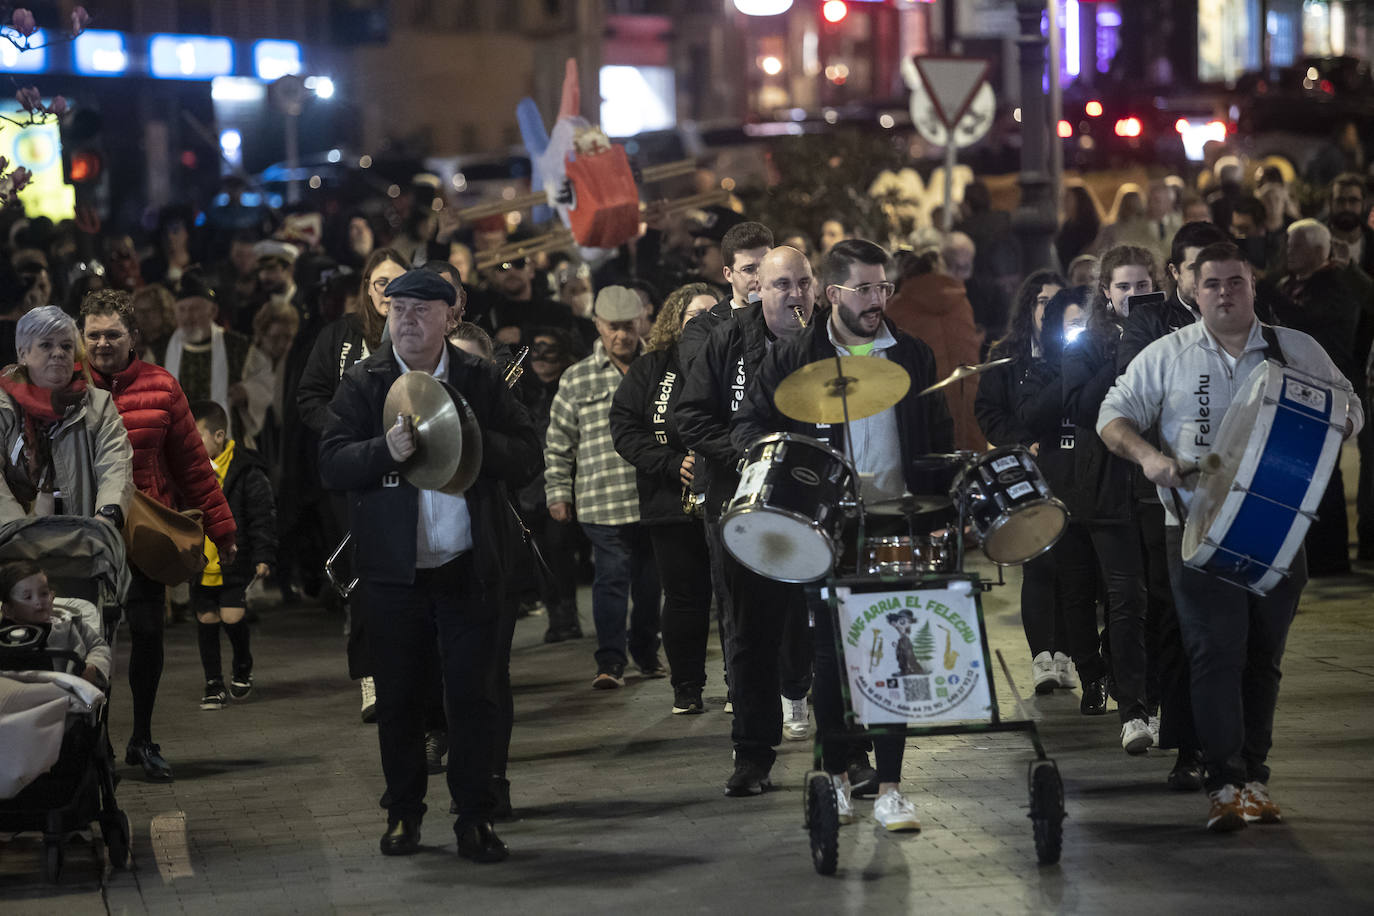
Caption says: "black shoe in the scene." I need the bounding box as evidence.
[380,817,421,856]
[672,684,704,715]
[592,662,626,690]
[491,776,514,820]
[724,758,772,797]
[229,670,253,699]
[125,740,173,781]
[200,679,227,710]
[1168,750,1205,792]
[455,820,508,863]
[425,730,448,774]
[1080,676,1110,716]
[634,653,667,679]
[847,753,879,798]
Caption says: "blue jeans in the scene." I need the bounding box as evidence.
[581,522,661,669]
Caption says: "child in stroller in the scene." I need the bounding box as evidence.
[0,519,132,883]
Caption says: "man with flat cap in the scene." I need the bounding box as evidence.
[545,285,663,688]
[320,269,541,861]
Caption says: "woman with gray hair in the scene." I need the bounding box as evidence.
[0,305,132,528]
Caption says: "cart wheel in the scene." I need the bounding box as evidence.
[43,841,63,883]
[806,773,839,876]
[103,811,131,869]
[1029,763,1064,865]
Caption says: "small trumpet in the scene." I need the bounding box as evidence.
[792,305,808,328]
[681,449,701,517]
[502,346,530,388]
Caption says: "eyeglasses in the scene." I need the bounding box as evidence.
[831,282,895,299]
[372,277,396,293]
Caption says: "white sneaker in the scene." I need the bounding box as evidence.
[872,787,921,832]
[831,774,855,825]
[360,676,377,723]
[1121,717,1154,755]
[1031,652,1057,694]
[1053,652,1078,689]
[1147,715,1161,746]
[782,695,812,741]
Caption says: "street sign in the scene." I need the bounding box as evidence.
[912,56,991,130]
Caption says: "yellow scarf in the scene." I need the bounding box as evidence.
[200,439,235,586]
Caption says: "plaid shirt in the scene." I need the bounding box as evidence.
[544,340,641,526]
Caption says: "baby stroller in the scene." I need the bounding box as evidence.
[0,515,132,882]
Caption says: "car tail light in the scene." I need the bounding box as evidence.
[1085,100,1103,117]
[1057,120,1073,138]
[1114,117,1142,138]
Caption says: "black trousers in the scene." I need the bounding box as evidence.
[702,514,736,689]
[1087,520,1152,723]
[1018,522,1103,679]
[650,522,713,690]
[1138,503,1197,751]
[123,566,166,744]
[363,554,497,824]
[1304,466,1350,574]
[526,509,582,628]
[1165,528,1305,791]
[1357,401,1373,555]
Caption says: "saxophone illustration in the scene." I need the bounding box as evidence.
[940,626,957,670]
[868,630,884,673]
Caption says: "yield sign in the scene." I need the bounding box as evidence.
[912,56,991,130]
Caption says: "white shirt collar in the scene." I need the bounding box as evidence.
[394,343,449,378]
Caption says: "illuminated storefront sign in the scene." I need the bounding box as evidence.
[74,30,130,76]
[149,34,235,80]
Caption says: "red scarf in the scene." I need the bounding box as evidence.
[0,364,89,506]
[0,363,88,423]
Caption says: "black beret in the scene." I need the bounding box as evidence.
[384,269,457,307]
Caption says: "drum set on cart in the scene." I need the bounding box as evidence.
[718,353,1069,874]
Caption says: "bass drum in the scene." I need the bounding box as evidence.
[722,433,854,583]
[952,446,1066,566]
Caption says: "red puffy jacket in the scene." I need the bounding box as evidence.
[91,359,237,549]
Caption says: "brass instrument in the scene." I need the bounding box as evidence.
[680,450,700,517]
[792,305,808,328]
[502,346,530,388]
[941,626,958,670]
[868,630,884,673]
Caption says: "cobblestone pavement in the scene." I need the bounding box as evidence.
[3,456,1372,914]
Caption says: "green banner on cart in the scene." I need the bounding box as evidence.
[835,582,993,726]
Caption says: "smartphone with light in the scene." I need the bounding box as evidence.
[1126,291,1166,312]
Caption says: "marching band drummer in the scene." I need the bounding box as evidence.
[1098,242,1362,833]
[319,269,541,862]
[732,239,954,832]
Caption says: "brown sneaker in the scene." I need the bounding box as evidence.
[1241,781,1282,824]
[1206,785,1247,832]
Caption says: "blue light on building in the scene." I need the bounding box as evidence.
[149,34,235,80]
[254,40,303,81]
[0,28,47,73]
[74,30,130,76]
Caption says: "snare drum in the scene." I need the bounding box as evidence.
[860,532,956,576]
[952,446,1066,566]
[722,433,854,583]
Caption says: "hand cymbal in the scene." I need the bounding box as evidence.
[383,372,483,494]
[773,355,911,425]
[918,357,1015,396]
[865,493,952,516]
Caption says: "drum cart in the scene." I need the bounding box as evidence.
[802,565,1065,874]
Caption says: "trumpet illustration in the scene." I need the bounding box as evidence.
[868,630,884,673]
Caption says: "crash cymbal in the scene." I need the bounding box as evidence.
[773,355,911,425]
[865,493,952,516]
[918,357,1015,396]
[382,372,483,494]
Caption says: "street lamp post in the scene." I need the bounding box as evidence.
[1011,0,1057,275]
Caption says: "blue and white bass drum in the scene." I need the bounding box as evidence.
[1182,360,1349,594]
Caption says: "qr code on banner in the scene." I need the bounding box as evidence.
[903,677,931,702]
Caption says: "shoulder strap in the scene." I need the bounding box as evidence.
[1259,323,1287,367]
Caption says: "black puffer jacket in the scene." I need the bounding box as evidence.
[974,342,1034,448]
[319,341,542,596]
[609,345,694,526]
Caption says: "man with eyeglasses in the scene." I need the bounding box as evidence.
[677,246,835,797]
[731,239,954,830]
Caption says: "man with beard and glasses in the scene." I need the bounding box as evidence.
[732,239,954,830]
